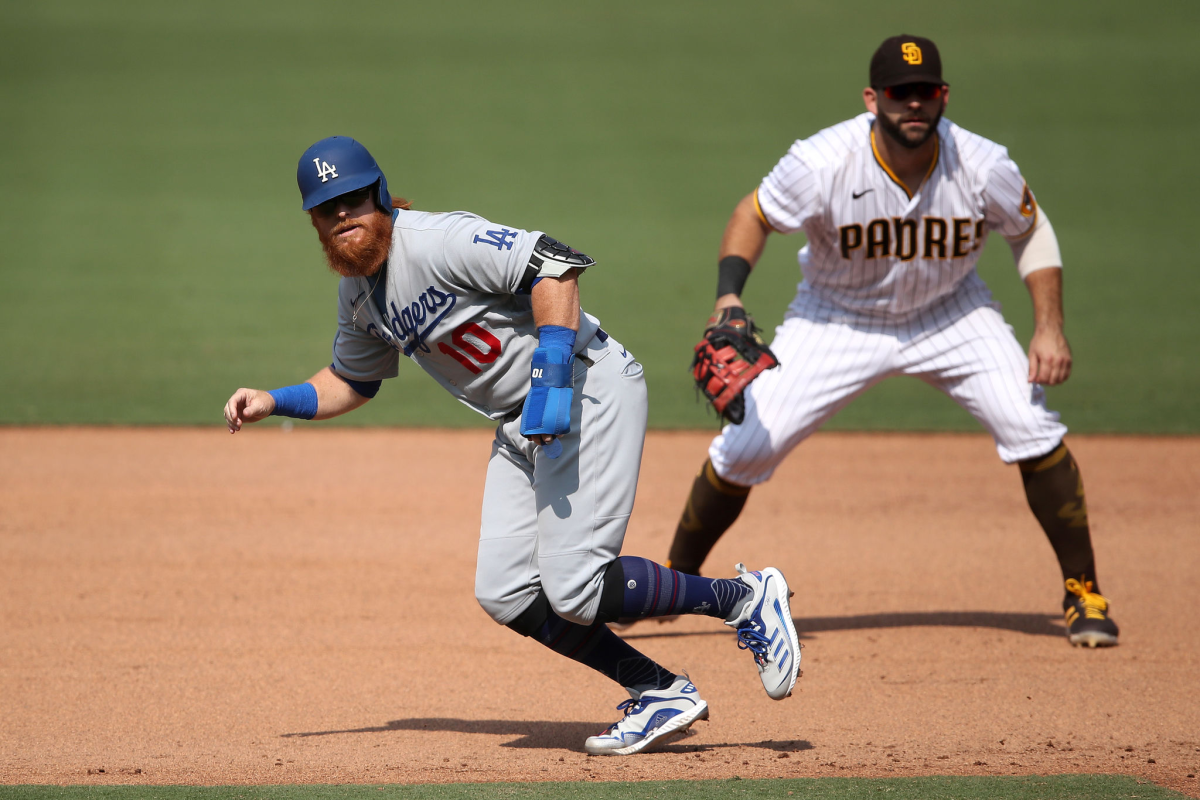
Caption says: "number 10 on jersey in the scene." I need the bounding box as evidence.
[439,322,502,375]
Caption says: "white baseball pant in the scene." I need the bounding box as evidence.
[710,288,1068,486]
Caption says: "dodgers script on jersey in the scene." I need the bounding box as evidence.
[756,112,1038,316]
[331,209,601,419]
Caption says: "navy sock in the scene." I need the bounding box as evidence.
[618,556,751,620]
[529,607,676,694]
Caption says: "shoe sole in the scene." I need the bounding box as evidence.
[763,568,802,700]
[1069,631,1119,648]
[586,701,710,756]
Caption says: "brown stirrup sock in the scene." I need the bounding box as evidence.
[665,459,752,576]
[1019,442,1099,591]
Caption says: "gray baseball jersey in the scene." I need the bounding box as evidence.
[329,206,642,628]
[331,208,602,419]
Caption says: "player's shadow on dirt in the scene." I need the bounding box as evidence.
[281,719,811,753]
[281,719,602,747]
[621,611,1064,640]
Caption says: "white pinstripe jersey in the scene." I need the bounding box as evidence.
[756,112,1039,316]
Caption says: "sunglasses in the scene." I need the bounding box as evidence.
[313,185,374,215]
[882,83,945,102]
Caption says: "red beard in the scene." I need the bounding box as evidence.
[316,209,394,278]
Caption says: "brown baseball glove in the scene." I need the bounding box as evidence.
[691,306,780,425]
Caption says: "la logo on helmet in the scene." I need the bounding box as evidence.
[313,158,339,183]
[901,42,922,64]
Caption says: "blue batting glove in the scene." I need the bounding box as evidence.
[520,349,573,436]
[521,327,576,457]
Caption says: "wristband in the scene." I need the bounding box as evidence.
[716,255,752,298]
[538,325,577,356]
[532,325,577,386]
[268,383,319,420]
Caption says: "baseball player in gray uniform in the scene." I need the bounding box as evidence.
[661,36,1119,648]
[223,136,802,755]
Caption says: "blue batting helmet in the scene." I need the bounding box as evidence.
[297,136,392,212]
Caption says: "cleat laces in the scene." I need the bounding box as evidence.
[599,698,640,735]
[736,625,771,666]
[1065,578,1109,620]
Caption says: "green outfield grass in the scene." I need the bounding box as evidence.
[2,1,1197,431]
[0,777,1191,800]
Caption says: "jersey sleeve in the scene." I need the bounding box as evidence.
[437,212,540,295]
[331,279,400,381]
[755,143,823,234]
[982,152,1039,239]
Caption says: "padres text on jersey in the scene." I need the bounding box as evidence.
[755,113,1037,315]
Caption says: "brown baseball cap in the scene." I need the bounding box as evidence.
[869,35,946,88]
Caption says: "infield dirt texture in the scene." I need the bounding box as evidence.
[2,429,1198,797]
[3,1,1199,798]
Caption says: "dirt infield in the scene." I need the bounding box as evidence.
[1,428,1197,795]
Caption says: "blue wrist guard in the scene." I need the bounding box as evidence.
[268,383,319,420]
[520,326,576,449]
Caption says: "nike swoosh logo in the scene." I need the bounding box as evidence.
[852,189,874,200]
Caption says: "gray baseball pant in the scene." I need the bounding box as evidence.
[475,333,647,627]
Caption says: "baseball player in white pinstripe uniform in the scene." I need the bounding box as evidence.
[663,35,1119,647]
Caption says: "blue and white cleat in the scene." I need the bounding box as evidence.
[726,563,801,700]
[584,676,709,755]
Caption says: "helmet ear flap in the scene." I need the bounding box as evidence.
[376,176,392,213]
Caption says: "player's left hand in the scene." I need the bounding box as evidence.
[520,343,573,458]
[1027,325,1072,386]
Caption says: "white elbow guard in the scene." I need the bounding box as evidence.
[1008,209,1062,279]
[517,234,596,294]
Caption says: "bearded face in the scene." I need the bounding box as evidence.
[877,101,944,149]
[313,206,393,278]
[872,86,947,151]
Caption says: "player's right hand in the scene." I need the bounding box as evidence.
[692,306,779,426]
[223,388,275,434]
